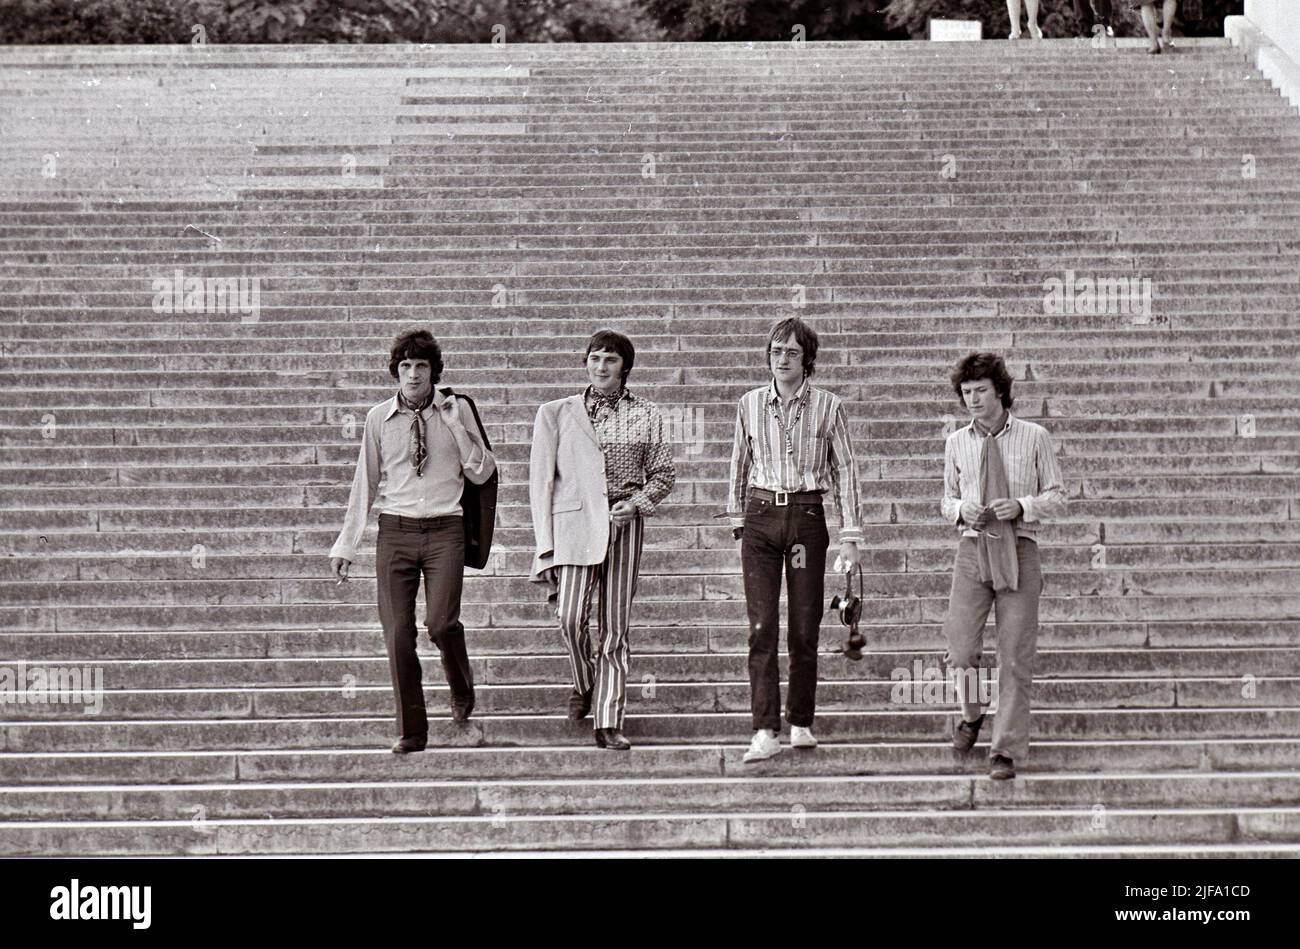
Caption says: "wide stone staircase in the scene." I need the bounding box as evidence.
[1,38,1299,856]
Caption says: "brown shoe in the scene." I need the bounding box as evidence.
[450,690,475,724]
[594,727,631,751]
[567,687,593,722]
[952,714,985,753]
[990,754,1016,780]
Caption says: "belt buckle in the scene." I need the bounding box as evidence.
[774,491,789,506]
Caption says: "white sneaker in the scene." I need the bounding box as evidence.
[742,729,781,763]
[790,725,818,749]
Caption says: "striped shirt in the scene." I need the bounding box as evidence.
[582,385,676,516]
[941,413,1066,542]
[728,379,864,544]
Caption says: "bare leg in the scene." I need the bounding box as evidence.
[1140,3,1161,52]
[1026,0,1042,38]
[1006,0,1022,38]
[1161,0,1177,43]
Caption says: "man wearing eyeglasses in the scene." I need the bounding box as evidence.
[727,317,863,763]
[941,352,1066,780]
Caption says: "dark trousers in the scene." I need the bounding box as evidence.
[1074,0,1112,33]
[375,514,473,740]
[740,495,830,731]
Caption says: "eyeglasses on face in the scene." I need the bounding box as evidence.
[769,348,803,361]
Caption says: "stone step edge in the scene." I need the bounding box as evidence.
[3,736,1298,757]
[7,804,1300,829]
[313,843,1300,857]
[3,675,1295,695]
[7,769,1300,793]
[8,708,1300,726]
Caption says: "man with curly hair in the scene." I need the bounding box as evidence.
[330,329,496,754]
[941,352,1065,780]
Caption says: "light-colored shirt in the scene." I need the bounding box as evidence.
[329,388,495,563]
[728,379,864,545]
[941,413,1066,542]
[581,385,676,515]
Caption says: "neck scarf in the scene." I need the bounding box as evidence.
[974,412,1019,592]
[586,385,625,423]
[397,387,435,477]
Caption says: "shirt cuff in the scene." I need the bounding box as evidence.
[837,528,864,545]
[461,442,485,472]
[329,542,356,563]
[627,491,656,516]
[1017,497,1035,522]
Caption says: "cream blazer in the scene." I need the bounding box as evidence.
[529,395,611,588]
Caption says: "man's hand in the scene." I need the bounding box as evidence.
[438,394,465,432]
[330,558,351,582]
[959,499,989,529]
[987,498,1023,521]
[833,541,859,573]
[610,499,638,526]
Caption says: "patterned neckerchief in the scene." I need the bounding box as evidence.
[396,387,435,477]
[584,384,629,424]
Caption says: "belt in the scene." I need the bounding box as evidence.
[378,513,461,531]
[749,488,824,507]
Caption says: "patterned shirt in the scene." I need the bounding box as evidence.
[582,385,676,515]
[941,413,1067,542]
[727,379,864,544]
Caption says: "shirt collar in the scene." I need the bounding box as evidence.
[383,386,445,421]
[584,384,634,406]
[766,377,810,406]
[966,411,1015,438]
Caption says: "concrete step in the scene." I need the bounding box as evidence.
[4,563,1300,608]
[1,806,1295,856]
[0,806,1294,857]
[6,648,1294,686]
[2,257,1293,282]
[7,588,1300,632]
[8,516,1300,561]
[6,708,1300,753]
[7,772,1300,823]
[5,538,1300,582]
[5,738,1298,785]
[4,448,1293,486]
[6,268,1294,297]
[3,677,1295,721]
[8,619,1299,660]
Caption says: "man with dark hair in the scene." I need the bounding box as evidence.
[941,352,1065,780]
[728,317,863,763]
[529,329,675,750]
[330,328,496,754]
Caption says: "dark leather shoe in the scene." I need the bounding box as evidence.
[594,727,631,751]
[391,736,426,755]
[568,687,593,722]
[990,754,1016,780]
[952,714,984,753]
[450,690,475,723]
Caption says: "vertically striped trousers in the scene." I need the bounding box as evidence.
[554,514,645,730]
